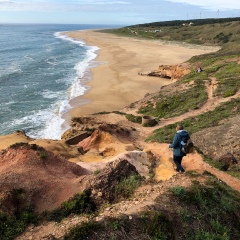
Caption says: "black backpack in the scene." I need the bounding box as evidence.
[180,136,194,155]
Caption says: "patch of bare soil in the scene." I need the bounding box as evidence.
[0,144,90,213]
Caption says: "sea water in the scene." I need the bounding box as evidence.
[0,24,117,139]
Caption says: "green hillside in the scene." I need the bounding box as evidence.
[102,17,240,47]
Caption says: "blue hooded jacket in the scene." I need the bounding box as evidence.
[169,130,190,157]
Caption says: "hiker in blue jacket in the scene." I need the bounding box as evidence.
[169,123,190,173]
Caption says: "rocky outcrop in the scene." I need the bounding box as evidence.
[88,159,139,206]
[78,123,135,153]
[109,151,152,178]
[65,131,89,145]
[218,152,238,171]
[78,129,118,152]
[143,64,190,80]
[76,150,156,180]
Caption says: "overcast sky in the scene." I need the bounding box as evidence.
[0,0,240,25]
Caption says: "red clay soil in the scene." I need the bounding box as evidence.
[0,144,91,213]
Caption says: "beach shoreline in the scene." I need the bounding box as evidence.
[64,30,218,120]
[0,29,219,148]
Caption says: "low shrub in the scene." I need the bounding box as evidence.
[114,175,143,201]
[43,190,95,222]
[125,114,142,123]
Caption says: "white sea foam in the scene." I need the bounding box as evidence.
[0,25,104,141]
[48,32,99,138]
[41,90,60,99]
[57,99,71,115]
[7,98,71,140]
[46,60,57,66]
[11,30,100,140]
[24,55,35,61]
[1,64,22,75]
[35,100,71,139]
[74,46,99,78]
[54,32,86,46]
[44,43,54,52]
[37,32,99,140]
[54,32,99,99]
[38,115,65,140]
[55,31,99,82]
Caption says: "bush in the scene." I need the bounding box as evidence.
[0,189,38,240]
[114,175,143,201]
[125,114,142,123]
[43,191,95,222]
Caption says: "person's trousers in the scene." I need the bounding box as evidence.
[173,155,185,172]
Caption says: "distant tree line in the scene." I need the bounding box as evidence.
[129,17,240,28]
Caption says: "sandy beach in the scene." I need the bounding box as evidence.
[65,30,217,119]
[0,29,218,149]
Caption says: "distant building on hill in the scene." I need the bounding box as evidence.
[182,22,194,26]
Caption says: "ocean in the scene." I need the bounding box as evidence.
[0,24,117,140]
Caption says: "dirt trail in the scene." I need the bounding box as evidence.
[141,78,240,136]
[145,143,240,192]
[138,78,240,193]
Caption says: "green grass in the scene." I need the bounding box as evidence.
[114,175,143,202]
[146,98,240,143]
[93,111,126,115]
[63,211,173,240]
[103,19,240,47]
[181,70,209,83]
[170,178,240,239]
[0,208,37,240]
[138,82,208,118]
[227,164,240,180]
[63,175,240,239]
[42,190,95,222]
[64,221,101,240]
[39,151,47,159]
[214,62,240,97]
[201,153,240,180]
[93,169,101,176]
[141,211,174,239]
[125,114,142,123]
[0,189,38,240]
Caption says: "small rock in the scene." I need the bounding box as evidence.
[97,191,103,197]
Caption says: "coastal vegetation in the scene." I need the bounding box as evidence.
[102,17,240,46]
[2,18,240,239]
[64,173,240,239]
[146,98,240,143]
[138,82,208,118]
